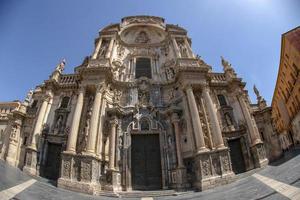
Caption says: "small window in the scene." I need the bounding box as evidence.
[217,94,227,106]
[135,58,152,79]
[60,96,70,108]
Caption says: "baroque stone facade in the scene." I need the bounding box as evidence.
[0,16,272,195]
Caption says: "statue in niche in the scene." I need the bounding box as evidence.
[113,89,122,104]
[54,115,63,133]
[178,41,188,57]
[82,108,92,151]
[98,41,109,57]
[135,31,150,44]
[224,113,233,127]
[117,44,125,57]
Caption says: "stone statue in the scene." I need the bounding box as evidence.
[221,56,232,71]
[253,85,261,98]
[117,44,125,57]
[54,115,63,133]
[99,41,109,57]
[55,59,66,73]
[135,31,150,43]
[178,41,188,57]
[224,113,233,126]
[25,89,33,103]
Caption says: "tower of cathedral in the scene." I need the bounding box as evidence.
[0,16,272,195]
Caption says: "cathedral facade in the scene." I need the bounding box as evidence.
[0,16,272,195]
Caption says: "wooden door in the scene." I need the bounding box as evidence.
[131,134,162,190]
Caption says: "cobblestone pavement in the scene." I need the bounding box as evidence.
[1,148,300,200]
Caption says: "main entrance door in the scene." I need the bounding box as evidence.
[228,138,246,174]
[43,143,62,180]
[131,134,162,190]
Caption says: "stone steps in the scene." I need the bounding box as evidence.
[117,190,184,198]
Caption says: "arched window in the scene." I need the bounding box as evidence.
[60,96,70,108]
[135,57,152,79]
[217,94,227,106]
[140,118,150,131]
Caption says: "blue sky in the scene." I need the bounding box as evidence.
[0,0,299,104]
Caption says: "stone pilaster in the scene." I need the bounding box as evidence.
[92,38,102,59]
[106,38,114,58]
[24,91,52,175]
[238,93,268,168]
[171,112,187,190]
[65,87,85,153]
[172,37,181,58]
[185,85,207,153]
[202,86,225,149]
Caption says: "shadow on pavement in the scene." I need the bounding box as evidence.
[269,146,300,166]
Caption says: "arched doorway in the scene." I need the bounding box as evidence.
[123,115,168,191]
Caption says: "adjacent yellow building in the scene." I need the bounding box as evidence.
[272,26,300,150]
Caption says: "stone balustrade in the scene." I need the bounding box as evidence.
[59,74,79,85]
[210,73,226,82]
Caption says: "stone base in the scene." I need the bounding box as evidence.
[193,148,235,191]
[172,167,188,191]
[194,172,235,191]
[57,152,102,195]
[103,169,122,192]
[57,177,100,195]
[251,143,269,168]
[23,147,38,176]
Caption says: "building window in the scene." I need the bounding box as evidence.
[135,57,152,79]
[217,94,227,106]
[60,96,70,108]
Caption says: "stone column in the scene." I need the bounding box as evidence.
[85,84,103,155]
[238,94,262,145]
[185,85,207,153]
[108,117,117,170]
[171,113,184,167]
[172,37,181,58]
[202,87,225,149]
[92,38,102,59]
[106,38,114,58]
[65,87,85,153]
[29,91,52,150]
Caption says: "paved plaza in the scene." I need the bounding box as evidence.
[0,148,300,200]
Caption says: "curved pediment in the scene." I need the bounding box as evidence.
[119,26,166,45]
